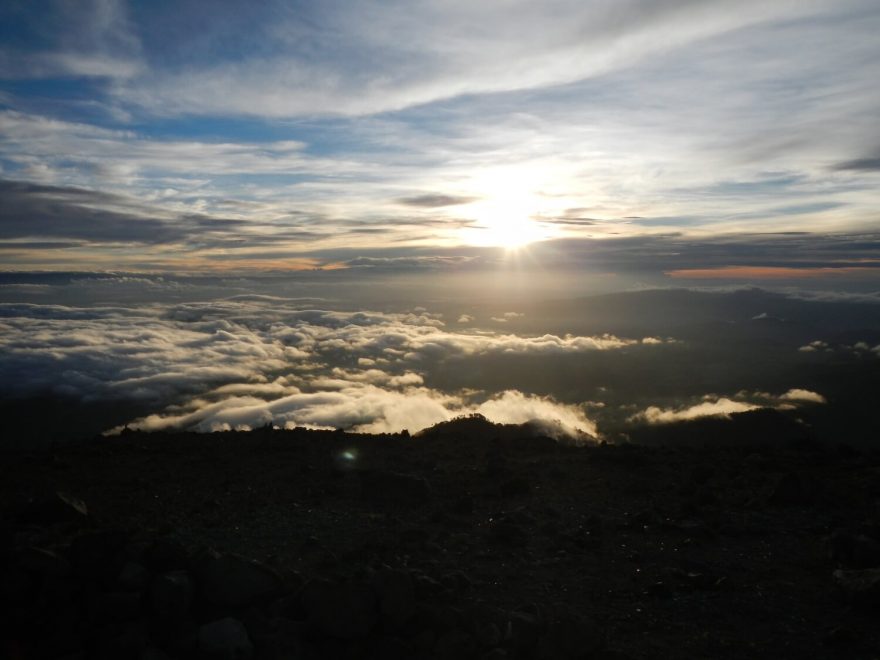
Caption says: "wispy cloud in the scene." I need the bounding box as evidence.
[0,2,879,274]
[630,389,827,425]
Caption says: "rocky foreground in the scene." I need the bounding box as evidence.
[2,417,880,659]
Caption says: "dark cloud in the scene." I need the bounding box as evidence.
[343,256,480,269]
[833,154,880,172]
[0,179,254,246]
[397,194,478,208]
[0,179,178,244]
[522,233,880,276]
[0,241,83,249]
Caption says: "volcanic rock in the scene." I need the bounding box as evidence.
[301,578,378,639]
[358,470,432,505]
[198,617,254,660]
[194,549,283,609]
[833,568,880,607]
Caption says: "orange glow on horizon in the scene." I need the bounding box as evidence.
[666,266,877,279]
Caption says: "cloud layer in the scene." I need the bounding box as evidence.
[0,298,662,437]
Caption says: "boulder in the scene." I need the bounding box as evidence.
[198,617,254,660]
[833,568,880,607]
[89,591,142,624]
[117,561,149,591]
[69,529,130,582]
[828,530,880,569]
[151,570,194,623]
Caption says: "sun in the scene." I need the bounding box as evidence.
[464,199,547,249]
[454,166,563,249]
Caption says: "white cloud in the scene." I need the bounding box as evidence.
[798,340,829,352]
[118,2,843,118]
[632,397,759,425]
[630,388,828,424]
[121,382,598,441]
[779,388,827,404]
[1,299,660,438]
[475,390,597,439]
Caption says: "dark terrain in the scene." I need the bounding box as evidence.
[3,416,880,659]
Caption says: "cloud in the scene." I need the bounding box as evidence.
[833,155,880,172]
[2,2,880,274]
[0,178,255,247]
[798,340,829,352]
[475,390,597,439]
[109,1,837,118]
[797,339,880,358]
[632,398,760,425]
[630,388,827,425]
[398,194,477,208]
[120,383,597,440]
[666,266,880,280]
[0,298,665,437]
[779,388,826,404]
[342,256,480,269]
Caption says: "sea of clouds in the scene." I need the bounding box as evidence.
[0,297,678,439]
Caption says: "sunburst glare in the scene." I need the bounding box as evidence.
[458,168,562,249]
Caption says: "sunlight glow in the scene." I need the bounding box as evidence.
[458,167,561,249]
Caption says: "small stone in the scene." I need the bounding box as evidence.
[767,472,805,506]
[19,491,88,526]
[69,529,129,578]
[95,620,147,660]
[833,568,880,607]
[451,495,475,515]
[373,568,416,630]
[500,478,531,498]
[506,611,544,651]
[480,650,508,660]
[143,537,190,572]
[19,546,71,576]
[301,579,377,639]
[358,470,432,505]
[828,530,880,569]
[118,561,149,591]
[822,625,857,646]
[194,550,283,608]
[90,591,142,623]
[488,519,528,547]
[198,617,254,660]
[474,622,502,648]
[433,629,476,660]
[441,570,473,593]
[534,614,604,659]
[151,570,194,623]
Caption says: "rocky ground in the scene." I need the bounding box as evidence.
[2,416,880,659]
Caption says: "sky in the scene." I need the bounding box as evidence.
[1,2,879,446]
[0,0,878,281]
